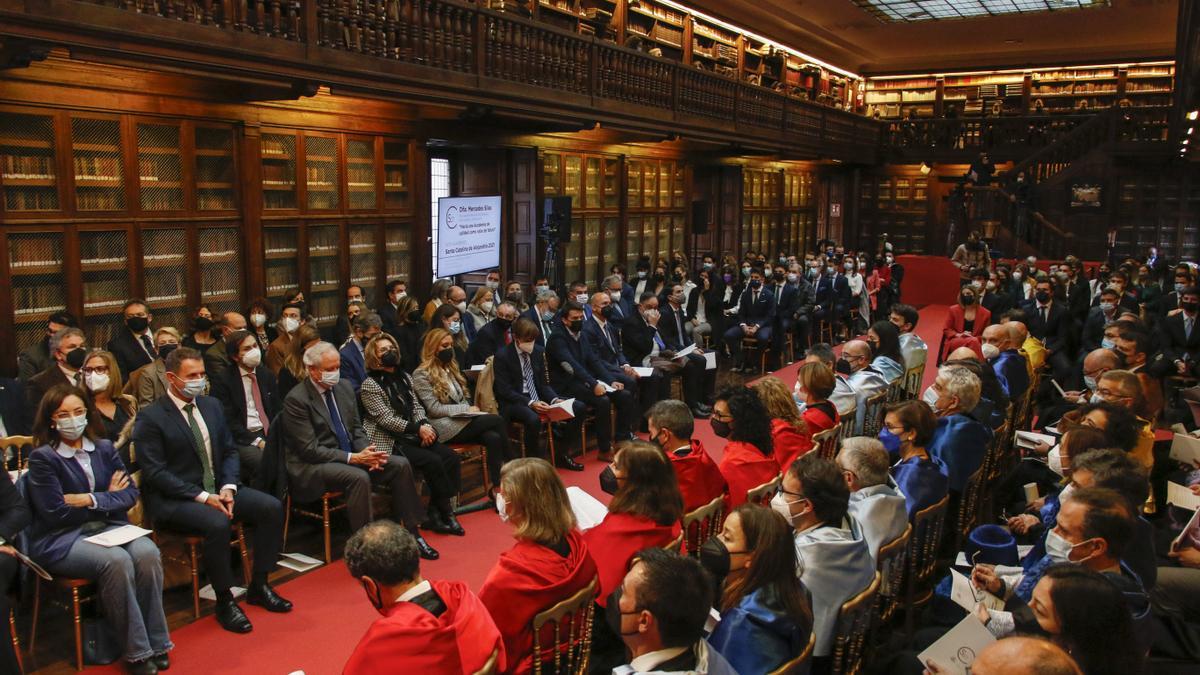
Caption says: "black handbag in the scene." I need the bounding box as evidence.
[82,617,122,665]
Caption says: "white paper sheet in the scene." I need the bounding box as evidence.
[83,524,153,548]
[566,486,609,531]
[1172,507,1200,553]
[277,552,323,572]
[916,614,996,675]
[673,344,698,360]
[468,364,486,372]
[949,569,1004,612]
[544,398,577,421]
[632,367,655,377]
[704,352,717,370]
[199,584,245,601]
[955,545,1034,567]
[1166,481,1200,511]
[599,382,617,394]
[1014,431,1056,450]
[1170,433,1200,466]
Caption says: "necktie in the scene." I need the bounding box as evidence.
[653,330,665,350]
[183,403,216,493]
[1041,307,1048,324]
[323,388,353,455]
[776,285,782,303]
[753,290,759,304]
[504,329,512,345]
[1187,316,1194,341]
[614,303,624,318]
[139,333,157,358]
[248,372,269,434]
[674,309,684,345]
[520,352,539,404]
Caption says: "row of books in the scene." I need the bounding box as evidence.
[4,190,59,211]
[73,156,122,181]
[2,154,55,179]
[82,279,130,309]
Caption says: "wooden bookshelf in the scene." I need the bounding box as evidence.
[195,125,237,211]
[346,137,377,211]
[71,116,126,212]
[625,158,686,273]
[1,112,60,212]
[545,151,624,286]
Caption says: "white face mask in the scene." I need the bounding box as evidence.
[1043,528,1084,564]
[85,372,110,393]
[481,301,495,314]
[608,291,621,303]
[535,285,549,293]
[495,493,509,522]
[1057,482,1077,505]
[517,341,535,354]
[394,291,407,302]
[56,413,89,442]
[922,385,941,410]
[770,492,802,527]
[1089,393,1105,405]
[486,280,500,290]
[449,321,462,335]
[981,343,1000,360]
[250,313,267,328]
[1047,445,1064,477]
[282,317,300,334]
[455,301,467,313]
[242,347,263,369]
[320,370,340,388]
[575,294,589,305]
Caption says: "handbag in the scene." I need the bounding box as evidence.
[82,616,122,665]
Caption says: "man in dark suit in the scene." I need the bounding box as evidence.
[378,279,407,337]
[1081,287,1122,353]
[1021,277,1074,384]
[813,264,850,344]
[0,469,30,674]
[583,291,642,408]
[106,299,157,379]
[768,264,799,367]
[1163,286,1200,375]
[522,290,559,347]
[134,347,292,634]
[26,327,87,413]
[493,318,585,470]
[621,293,675,414]
[204,311,247,382]
[0,378,27,446]
[333,286,367,347]
[660,284,715,416]
[602,275,636,330]
[210,331,281,484]
[465,303,518,367]
[338,312,381,392]
[786,266,816,353]
[971,268,1008,320]
[17,310,76,382]
[281,342,437,559]
[1155,266,1195,325]
[547,302,635,461]
[1062,260,1092,325]
[723,268,776,373]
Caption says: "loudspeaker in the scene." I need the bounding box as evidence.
[543,196,573,243]
[691,200,710,235]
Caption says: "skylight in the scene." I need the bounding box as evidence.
[850,0,1110,22]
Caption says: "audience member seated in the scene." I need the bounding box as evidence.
[1081,286,1122,354]
[377,279,407,337]
[582,291,644,412]
[522,289,558,348]
[108,299,158,380]
[17,310,75,382]
[1003,316,1044,374]
[391,296,426,373]
[245,298,275,355]
[982,323,1029,402]
[866,320,905,382]
[431,303,470,370]
[883,400,949,519]
[1021,277,1074,386]
[81,350,137,446]
[843,339,890,435]
[422,279,451,326]
[711,387,778,509]
[281,342,437,559]
[492,318,585,471]
[412,328,509,495]
[342,521,504,674]
[890,304,928,374]
[926,366,991,494]
[794,361,841,440]
[836,437,907,561]
[1111,331,1165,423]
[546,301,636,462]
[803,344,856,417]
[210,330,279,483]
[26,326,87,412]
[503,280,529,314]
[479,458,598,674]
[646,400,726,512]
[339,312,382,392]
[27,385,171,674]
[202,311,248,381]
[724,268,777,373]
[0,468,29,674]
[753,376,812,469]
[704,504,814,674]
[940,285,990,362]
[1038,348,1121,429]
[775,453,874,664]
[466,302,518,368]
[611,548,736,674]
[134,347,292,634]
[942,347,1009,430]
[275,323,322,398]
[465,286,496,335]
[265,302,304,375]
[622,292,679,412]
[812,261,851,344]
[130,327,180,408]
[361,333,464,537]
[659,282,717,416]
[331,289,365,348]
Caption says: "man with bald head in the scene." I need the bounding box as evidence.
[925,636,1081,675]
[204,311,248,379]
[843,339,889,434]
[983,323,1029,401]
[1038,347,1122,428]
[465,301,518,367]
[581,291,642,415]
[446,285,474,341]
[1001,311,1045,372]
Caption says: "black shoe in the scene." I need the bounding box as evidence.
[152,653,170,671]
[556,455,585,472]
[215,598,253,634]
[421,512,459,536]
[441,512,466,536]
[415,535,440,560]
[690,406,711,419]
[695,403,713,415]
[246,583,293,613]
[127,659,158,675]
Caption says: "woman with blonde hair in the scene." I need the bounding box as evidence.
[276,323,322,397]
[411,328,509,492]
[753,376,812,469]
[479,458,598,674]
[80,350,138,449]
[465,286,495,334]
[392,295,425,373]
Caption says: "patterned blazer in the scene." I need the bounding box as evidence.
[359,372,430,455]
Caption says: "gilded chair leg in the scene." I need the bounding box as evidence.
[237,526,252,586]
[322,497,332,564]
[282,495,291,549]
[10,608,22,674]
[189,542,201,619]
[72,587,83,671]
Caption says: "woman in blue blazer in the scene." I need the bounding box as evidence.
[27,384,171,674]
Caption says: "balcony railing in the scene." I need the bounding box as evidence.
[28,0,879,161]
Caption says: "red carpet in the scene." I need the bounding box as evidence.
[67,307,950,674]
[896,255,962,308]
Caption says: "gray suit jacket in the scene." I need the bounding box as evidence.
[282,378,371,502]
[410,366,472,441]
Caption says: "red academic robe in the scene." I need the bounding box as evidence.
[479,529,598,675]
[667,439,728,512]
[770,418,812,471]
[343,579,505,675]
[802,401,839,437]
[719,441,780,510]
[583,512,682,607]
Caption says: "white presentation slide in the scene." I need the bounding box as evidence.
[437,195,502,277]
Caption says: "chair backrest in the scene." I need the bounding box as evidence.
[838,407,857,441]
[886,378,906,404]
[875,524,912,625]
[0,435,34,471]
[681,496,724,557]
[745,474,782,506]
[812,426,841,461]
[473,646,501,675]
[956,464,988,543]
[903,363,924,399]
[768,631,816,675]
[531,576,599,675]
[663,531,684,553]
[862,390,888,439]
[831,572,881,675]
[984,421,1010,483]
[907,495,950,593]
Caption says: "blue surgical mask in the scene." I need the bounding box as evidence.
[1101,338,1116,350]
[449,321,462,335]
[1177,283,1187,294]
[55,413,89,442]
[878,428,902,455]
[1083,375,1098,392]
[181,377,207,399]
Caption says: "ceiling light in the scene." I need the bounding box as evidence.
[920,162,932,175]
[1189,110,1199,121]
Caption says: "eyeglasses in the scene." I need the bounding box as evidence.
[81,365,109,375]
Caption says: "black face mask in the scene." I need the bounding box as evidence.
[835,358,853,375]
[1183,301,1200,314]
[506,292,523,303]
[126,316,150,333]
[568,319,583,333]
[194,317,214,331]
[437,347,455,364]
[380,350,400,368]
[360,335,372,348]
[495,318,513,331]
[599,466,620,495]
[604,586,639,637]
[601,305,616,319]
[699,536,733,580]
[1035,291,1051,304]
[710,418,731,438]
[65,347,88,370]
[157,343,177,362]
[960,293,976,306]
[773,272,785,282]
[407,310,423,324]
[749,279,762,289]
[653,273,665,283]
